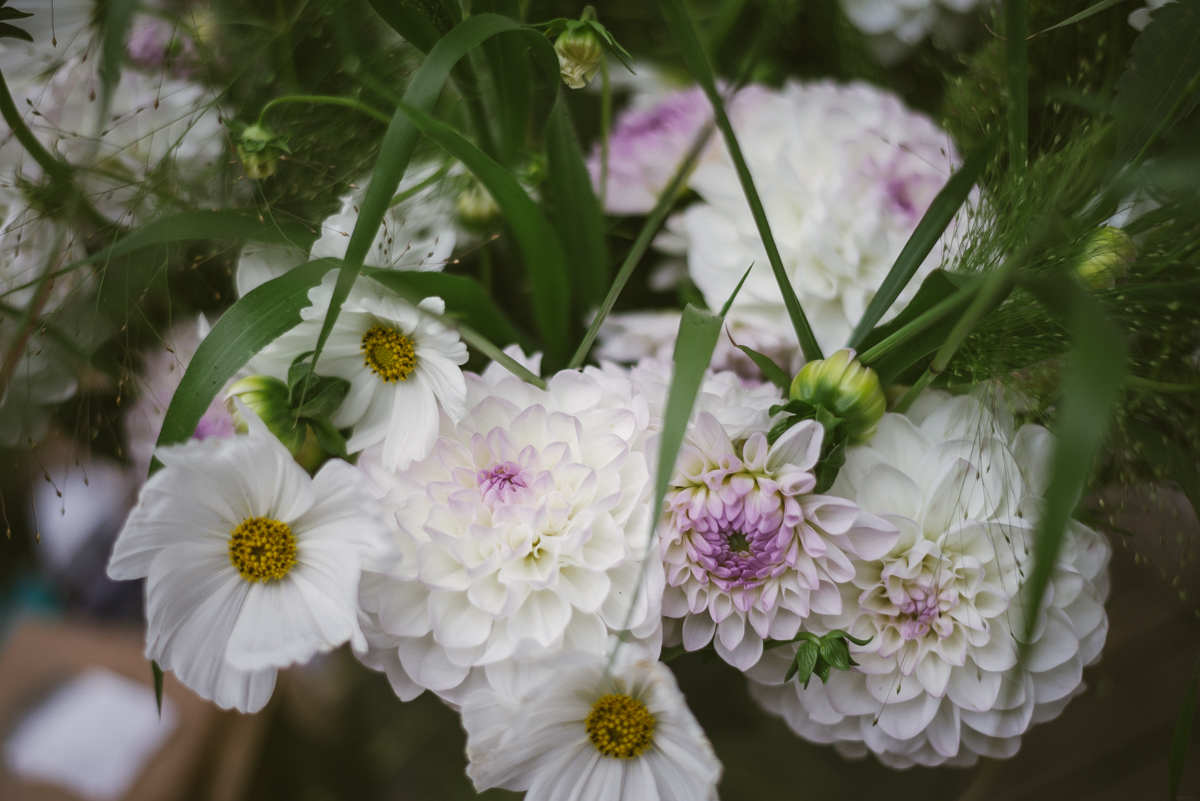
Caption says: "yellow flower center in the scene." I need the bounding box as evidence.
[361,325,416,383]
[585,693,655,759]
[228,516,297,582]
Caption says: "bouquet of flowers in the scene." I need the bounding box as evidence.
[2,0,1198,797]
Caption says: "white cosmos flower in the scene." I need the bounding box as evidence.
[354,351,662,705]
[462,645,721,801]
[748,388,1111,767]
[665,80,960,357]
[106,412,392,713]
[252,272,468,471]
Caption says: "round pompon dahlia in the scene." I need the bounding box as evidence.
[748,388,1111,767]
[107,412,392,713]
[661,413,898,670]
[354,352,663,705]
[462,645,722,801]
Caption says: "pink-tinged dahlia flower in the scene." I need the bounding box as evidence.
[661,413,897,670]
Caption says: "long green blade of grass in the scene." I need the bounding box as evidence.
[658,0,823,363]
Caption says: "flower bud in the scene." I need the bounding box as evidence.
[554,26,603,89]
[1076,226,1134,290]
[790,349,886,446]
[456,177,500,232]
[236,123,289,180]
[226,375,304,451]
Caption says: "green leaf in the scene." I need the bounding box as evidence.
[312,14,560,383]
[362,268,531,351]
[153,260,338,459]
[475,0,530,166]
[367,0,443,52]
[293,376,351,419]
[847,137,995,349]
[1006,0,1029,171]
[657,0,822,362]
[546,97,609,311]
[1170,654,1200,800]
[1110,0,1200,172]
[0,7,34,21]
[1036,0,1132,34]
[99,0,139,121]
[396,102,571,364]
[569,121,714,368]
[0,22,32,41]
[813,657,832,685]
[152,661,164,715]
[826,629,873,647]
[819,637,852,672]
[734,344,789,389]
[787,640,820,686]
[456,324,546,389]
[1018,274,1126,647]
[310,418,349,460]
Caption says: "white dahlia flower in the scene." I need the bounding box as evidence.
[666,79,960,357]
[236,164,458,297]
[107,412,392,713]
[462,645,721,801]
[662,413,897,670]
[355,353,663,705]
[748,389,1111,767]
[251,272,467,471]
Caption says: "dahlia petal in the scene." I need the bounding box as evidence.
[682,613,717,651]
[397,633,470,692]
[429,589,494,648]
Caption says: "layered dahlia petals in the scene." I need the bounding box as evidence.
[429,589,495,648]
[397,633,472,692]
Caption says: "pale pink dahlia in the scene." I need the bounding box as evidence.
[660,413,897,670]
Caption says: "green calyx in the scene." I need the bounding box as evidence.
[789,348,886,446]
[776,630,873,689]
[538,6,634,90]
[234,122,292,180]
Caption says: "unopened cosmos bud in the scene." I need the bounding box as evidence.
[236,123,288,180]
[456,178,500,232]
[554,26,603,89]
[226,375,303,450]
[1076,226,1134,290]
[790,348,886,446]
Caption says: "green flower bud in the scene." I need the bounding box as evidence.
[236,123,290,180]
[226,375,304,451]
[1076,226,1134,290]
[554,25,603,89]
[456,177,500,232]
[790,349,886,446]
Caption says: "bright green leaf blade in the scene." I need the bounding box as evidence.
[546,97,609,311]
[367,0,442,52]
[568,121,714,369]
[1007,0,1029,171]
[476,0,530,166]
[312,15,559,378]
[154,260,338,458]
[152,660,164,715]
[1110,0,1200,172]
[1038,0,1132,34]
[1019,275,1126,647]
[1170,655,1200,800]
[457,324,546,389]
[397,101,571,364]
[734,344,789,389]
[847,137,995,349]
[657,0,822,363]
[362,268,531,350]
[99,0,138,119]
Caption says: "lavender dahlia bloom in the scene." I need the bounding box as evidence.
[661,413,897,670]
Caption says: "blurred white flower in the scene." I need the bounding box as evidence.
[839,0,983,62]
[462,645,722,801]
[355,352,663,705]
[662,413,897,670]
[107,412,392,713]
[252,272,468,471]
[236,163,458,297]
[1129,0,1173,28]
[748,388,1111,767]
[669,80,960,358]
[125,315,236,479]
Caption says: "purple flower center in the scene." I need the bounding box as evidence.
[477,461,530,506]
[896,587,944,640]
[691,517,788,591]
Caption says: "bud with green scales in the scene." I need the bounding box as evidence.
[1076,226,1135,290]
[539,6,634,91]
[226,375,302,450]
[235,123,291,180]
[789,348,886,446]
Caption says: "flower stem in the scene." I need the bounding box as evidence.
[257,94,392,127]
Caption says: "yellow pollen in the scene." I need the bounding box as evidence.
[361,325,416,383]
[228,516,297,582]
[585,694,655,759]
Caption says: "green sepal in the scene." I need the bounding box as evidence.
[785,640,820,686]
[733,343,790,389]
[310,418,350,460]
[535,16,635,71]
[819,637,853,672]
[766,399,850,493]
[812,658,832,685]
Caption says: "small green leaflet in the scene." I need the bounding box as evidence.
[781,631,872,688]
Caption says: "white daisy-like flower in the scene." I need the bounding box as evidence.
[354,351,662,705]
[252,272,468,471]
[665,79,960,357]
[462,644,722,801]
[235,164,458,298]
[748,388,1111,767]
[106,412,392,713]
[661,413,897,670]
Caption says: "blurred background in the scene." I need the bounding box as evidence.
[1,0,1198,798]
